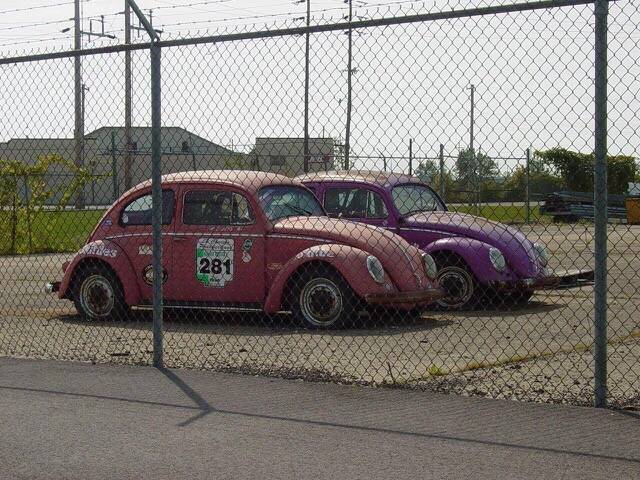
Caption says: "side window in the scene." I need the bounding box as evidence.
[324,187,388,219]
[120,190,174,226]
[366,190,388,219]
[183,190,254,225]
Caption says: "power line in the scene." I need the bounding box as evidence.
[0,36,74,49]
[157,5,351,31]
[0,0,93,16]
[151,0,238,11]
[0,18,75,33]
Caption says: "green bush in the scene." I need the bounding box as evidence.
[535,148,636,194]
[0,155,97,254]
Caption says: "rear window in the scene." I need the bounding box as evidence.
[120,190,174,226]
[324,187,388,219]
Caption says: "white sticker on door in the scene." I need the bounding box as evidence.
[196,238,234,287]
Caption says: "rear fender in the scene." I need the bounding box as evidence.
[263,244,394,313]
[58,239,141,306]
[423,237,515,284]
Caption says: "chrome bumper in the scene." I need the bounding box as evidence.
[45,282,60,294]
[490,269,595,291]
[364,287,445,305]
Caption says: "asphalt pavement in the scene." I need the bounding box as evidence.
[0,357,638,480]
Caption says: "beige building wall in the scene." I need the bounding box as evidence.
[251,137,335,177]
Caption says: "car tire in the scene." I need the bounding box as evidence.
[434,256,479,310]
[73,264,128,321]
[291,265,357,329]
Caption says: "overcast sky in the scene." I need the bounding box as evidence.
[0,0,638,174]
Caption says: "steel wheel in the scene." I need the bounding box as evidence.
[73,265,127,321]
[436,264,476,310]
[299,277,343,327]
[80,274,115,318]
[291,266,357,329]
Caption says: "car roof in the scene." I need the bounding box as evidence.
[296,170,420,187]
[126,170,302,197]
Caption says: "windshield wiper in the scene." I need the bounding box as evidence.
[402,208,435,216]
[284,204,315,216]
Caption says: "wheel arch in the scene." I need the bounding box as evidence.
[67,257,122,297]
[281,260,345,309]
[58,240,141,306]
[263,244,390,313]
[422,237,511,284]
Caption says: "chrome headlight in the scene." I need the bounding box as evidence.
[533,242,549,267]
[366,255,385,284]
[488,248,506,272]
[422,253,437,280]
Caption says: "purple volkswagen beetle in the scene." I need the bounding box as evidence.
[297,171,593,309]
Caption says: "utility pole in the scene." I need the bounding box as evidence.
[65,5,115,208]
[344,0,353,171]
[124,0,133,191]
[408,139,413,176]
[74,0,84,209]
[303,0,310,173]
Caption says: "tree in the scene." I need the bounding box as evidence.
[455,148,498,189]
[414,160,439,183]
[535,147,636,194]
[501,164,563,202]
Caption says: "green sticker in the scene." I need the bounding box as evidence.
[196,238,234,287]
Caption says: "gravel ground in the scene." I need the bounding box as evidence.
[0,223,638,408]
[415,336,640,409]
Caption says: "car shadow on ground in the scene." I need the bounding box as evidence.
[55,309,456,337]
[441,300,565,319]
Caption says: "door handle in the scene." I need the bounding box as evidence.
[173,235,187,242]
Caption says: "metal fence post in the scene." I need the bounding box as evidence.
[525,147,531,224]
[127,0,164,368]
[150,42,163,368]
[408,138,413,176]
[593,0,609,408]
[110,130,119,201]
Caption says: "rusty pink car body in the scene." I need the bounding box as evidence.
[48,171,443,328]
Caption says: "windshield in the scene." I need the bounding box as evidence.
[392,184,445,215]
[258,185,325,221]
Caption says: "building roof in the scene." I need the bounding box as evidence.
[128,170,302,196]
[296,170,419,187]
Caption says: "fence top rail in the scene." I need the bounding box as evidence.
[0,0,596,66]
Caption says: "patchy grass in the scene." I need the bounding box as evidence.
[452,204,548,224]
[427,365,447,377]
[0,209,105,255]
[408,329,640,384]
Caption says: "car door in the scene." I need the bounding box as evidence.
[109,188,175,302]
[167,184,265,307]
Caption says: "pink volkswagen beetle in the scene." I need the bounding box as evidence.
[46,171,443,328]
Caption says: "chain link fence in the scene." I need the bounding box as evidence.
[0,0,638,409]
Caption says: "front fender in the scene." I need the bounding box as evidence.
[263,244,394,313]
[422,237,516,284]
[58,239,141,306]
